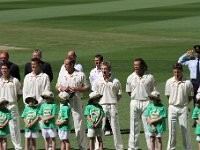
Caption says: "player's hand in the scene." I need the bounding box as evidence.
[27,123,32,128]
[56,120,61,126]
[59,86,69,92]
[69,87,78,92]
[0,125,3,129]
[92,124,96,129]
[148,120,153,124]
[186,50,194,57]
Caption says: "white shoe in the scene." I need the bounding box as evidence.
[104,131,111,136]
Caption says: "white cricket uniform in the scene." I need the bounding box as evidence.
[126,72,156,150]
[59,63,83,77]
[93,76,124,150]
[89,67,102,90]
[165,76,193,150]
[23,72,50,105]
[56,70,89,150]
[0,77,22,150]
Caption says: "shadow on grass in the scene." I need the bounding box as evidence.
[20,128,145,134]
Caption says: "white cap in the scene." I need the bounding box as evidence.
[196,93,200,102]
[149,91,161,101]
[58,92,70,100]
[41,91,54,99]
[89,91,102,101]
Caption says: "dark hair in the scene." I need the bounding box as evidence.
[173,63,183,71]
[95,54,103,61]
[134,58,148,71]
[33,49,42,55]
[31,57,42,64]
[1,63,10,69]
[101,61,111,71]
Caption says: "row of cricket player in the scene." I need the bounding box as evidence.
[0,52,199,150]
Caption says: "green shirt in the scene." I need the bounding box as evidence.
[0,108,12,136]
[39,103,58,129]
[144,103,166,133]
[21,106,39,132]
[84,104,104,129]
[192,106,200,135]
[57,105,71,131]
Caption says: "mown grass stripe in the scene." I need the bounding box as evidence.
[0,0,199,22]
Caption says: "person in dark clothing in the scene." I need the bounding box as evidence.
[24,49,53,82]
[0,50,20,80]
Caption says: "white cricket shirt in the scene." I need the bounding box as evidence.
[0,76,22,103]
[23,72,50,104]
[56,70,89,99]
[126,72,156,101]
[89,67,103,89]
[93,76,122,104]
[165,76,193,107]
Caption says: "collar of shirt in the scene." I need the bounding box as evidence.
[0,76,13,83]
[30,72,43,77]
[65,70,79,77]
[95,67,102,73]
[103,75,114,82]
[172,76,186,84]
[133,71,149,79]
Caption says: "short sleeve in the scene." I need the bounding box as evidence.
[165,79,170,96]
[161,107,167,118]
[100,106,105,117]
[192,107,199,119]
[144,105,151,116]
[84,105,90,116]
[38,105,43,115]
[52,104,58,115]
[21,108,27,118]
[126,75,132,93]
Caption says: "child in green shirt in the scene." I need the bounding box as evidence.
[56,92,71,150]
[0,98,12,150]
[84,91,104,150]
[192,93,200,150]
[39,91,58,150]
[144,91,166,150]
[21,96,39,150]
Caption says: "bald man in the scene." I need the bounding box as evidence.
[58,50,83,77]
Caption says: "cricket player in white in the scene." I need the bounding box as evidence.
[0,63,22,150]
[59,50,83,78]
[89,54,103,90]
[165,63,193,150]
[93,61,124,150]
[126,58,156,150]
[56,57,89,150]
[23,58,50,105]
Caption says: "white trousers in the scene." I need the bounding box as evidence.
[128,100,151,150]
[100,104,123,150]
[69,99,87,150]
[7,104,22,150]
[167,105,192,150]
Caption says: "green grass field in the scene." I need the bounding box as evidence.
[0,0,200,149]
